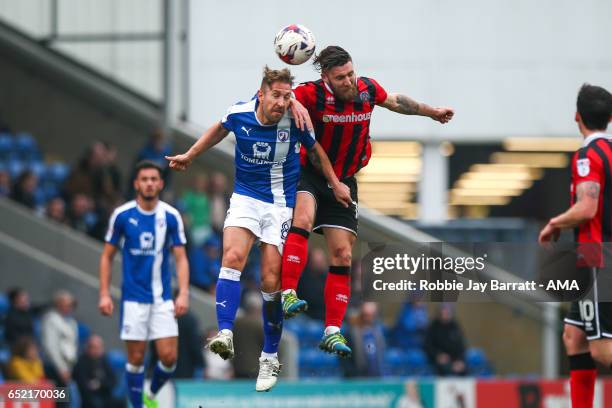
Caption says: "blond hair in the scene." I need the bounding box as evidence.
[261,65,294,89]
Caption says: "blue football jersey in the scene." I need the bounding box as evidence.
[105,200,187,303]
[221,99,316,208]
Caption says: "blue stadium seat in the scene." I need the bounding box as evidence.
[7,158,25,178]
[300,319,324,349]
[45,162,70,184]
[299,348,340,378]
[0,346,10,365]
[466,347,493,376]
[0,133,14,160]
[0,294,9,316]
[77,322,91,347]
[14,133,40,161]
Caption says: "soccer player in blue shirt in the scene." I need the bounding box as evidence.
[166,66,351,391]
[98,160,189,408]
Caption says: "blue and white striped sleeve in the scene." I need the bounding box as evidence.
[105,208,124,246]
[168,210,187,247]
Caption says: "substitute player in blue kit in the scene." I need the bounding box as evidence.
[166,66,351,391]
[98,160,190,408]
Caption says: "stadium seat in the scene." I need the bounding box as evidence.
[77,321,91,348]
[7,158,25,178]
[45,162,70,184]
[299,348,340,378]
[107,348,128,400]
[0,133,14,160]
[14,133,40,161]
[0,346,10,365]
[466,347,493,376]
[0,294,9,317]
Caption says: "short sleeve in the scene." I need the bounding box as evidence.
[573,148,603,185]
[220,106,235,132]
[168,211,187,247]
[293,82,316,111]
[369,78,388,105]
[297,128,316,150]
[105,209,124,246]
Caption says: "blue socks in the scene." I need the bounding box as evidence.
[216,267,242,331]
[125,363,144,408]
[150,361,176,395]
[262,291,283,354]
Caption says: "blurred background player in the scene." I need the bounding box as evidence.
[98,160,189,408]
[281,45,455,356]
[166,66,351,391]
[539,83,612,408]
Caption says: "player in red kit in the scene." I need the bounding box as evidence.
[282,46,455,356]
[539,84,612,408]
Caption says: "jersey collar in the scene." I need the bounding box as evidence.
[136,202,158,215]
[582,132,612,147]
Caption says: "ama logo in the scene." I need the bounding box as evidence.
[252,142,272,160]
[139,232,154,250]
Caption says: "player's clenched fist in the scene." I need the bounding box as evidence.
[165,153,193,171]
[431,107,455,124]
[98,294,114,316]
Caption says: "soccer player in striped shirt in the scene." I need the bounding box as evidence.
[282,46,455,356]
[539,83,612,408]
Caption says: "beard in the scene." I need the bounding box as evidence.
[333,83,358,102]
[138,191,158,201]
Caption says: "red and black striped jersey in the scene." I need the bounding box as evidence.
[294,77,388,179]
[571,133,612,245]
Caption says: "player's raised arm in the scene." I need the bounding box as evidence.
[306,142,352,208]
[99,243,118,316]
[165,122,230,171]
[380,93,454,124]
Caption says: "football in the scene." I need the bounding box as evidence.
[273,24,316,65]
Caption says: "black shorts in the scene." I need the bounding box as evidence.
[564,268,612,340]
[296,167,359,235]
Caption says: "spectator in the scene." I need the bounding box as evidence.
[134,129,172,185]
[342,302,386,378]
[297,248,328,321]
[0,169,10,197]
[6,336,45,383]
[41,290,78,387]
[4,288,44,346]
[72,335,116,408]
[45,197,67,225]
[231,291,264,379]
[203,327,233,380]
[10,170,38,209]
[92,141,123,214]
[64,142,107,199]
[181,174,211,246]
[189,234,221,292]
[424,304,467,376]
[67,193,97,236]
[208,172,230,234]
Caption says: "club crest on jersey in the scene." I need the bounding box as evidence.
[577,158,590,177]
[253,142,271,160]
[157,218,165,228]
[277,129,289,142]
[359,91,370,102]
[326,95,335,105]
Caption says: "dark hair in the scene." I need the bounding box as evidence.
[7,287,25,305]
[134,160,163,178]
[313,46,352,72]
[11,336,36,358]
[577,83,612,131]
[261,65,294,89]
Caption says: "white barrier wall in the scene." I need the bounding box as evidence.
[188,0,612,140]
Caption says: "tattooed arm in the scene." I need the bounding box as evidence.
[379,93,454,123]
[538,181,600,244]
[307,143,352,208]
